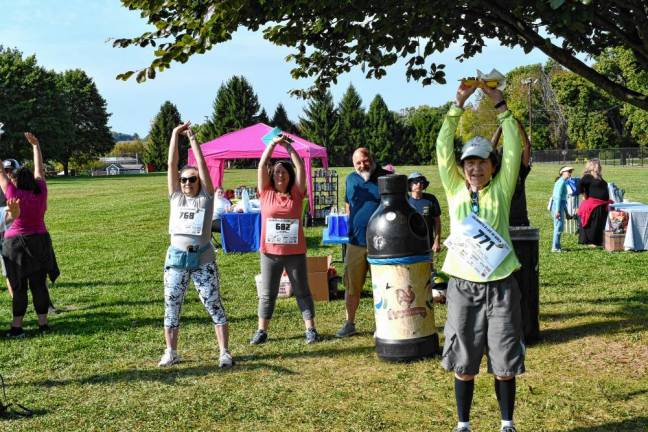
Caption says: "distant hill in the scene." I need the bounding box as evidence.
[111,131,141,142]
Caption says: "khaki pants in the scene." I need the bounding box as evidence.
[343,243,369,296]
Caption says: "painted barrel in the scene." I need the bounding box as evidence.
[366,174,439,361]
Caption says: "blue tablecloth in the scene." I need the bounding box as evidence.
[322,214,349,245]
[221,212,261,253]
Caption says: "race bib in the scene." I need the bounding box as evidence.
[169,206,205,235]
[265,218,299,244]
[444,214,511,279]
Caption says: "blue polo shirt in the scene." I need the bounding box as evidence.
[345,168,388,246]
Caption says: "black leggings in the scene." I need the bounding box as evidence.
[12,270,50,317]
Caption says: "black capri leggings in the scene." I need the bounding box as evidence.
[12,269,50,317]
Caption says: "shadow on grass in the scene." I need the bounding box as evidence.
[567,416,648,431]
[49,311,257,336]
[537,292,648,345]
[23,346,374,388]
[52,280,150,289]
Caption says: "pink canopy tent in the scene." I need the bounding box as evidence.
[188,123,329,215]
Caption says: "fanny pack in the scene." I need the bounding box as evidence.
[165,244,211,270]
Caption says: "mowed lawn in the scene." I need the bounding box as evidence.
[0,164,647,432]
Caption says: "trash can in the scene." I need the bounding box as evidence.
[367,174,439,362]
[509,226,540,344]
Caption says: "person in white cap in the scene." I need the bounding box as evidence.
[436,81,524,432]
[551,166,574,252]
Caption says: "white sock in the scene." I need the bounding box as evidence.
[501,420,514,429]
[457,421,470,430]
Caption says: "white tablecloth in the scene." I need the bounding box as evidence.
[610,203,648,251]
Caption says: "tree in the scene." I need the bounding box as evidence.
[146,101,184,171]
[299,91,339,158]
[503,65,553,150]
[115,1,648,110]
[335,84,365,166]
[270,103,297,133]
[551,71,624,150]
[365,95,399,164]
[0,47,70,163]
[55,69,114,175]
[109,140,147,158]
[202,76,261,141]
[256,108,269,125]
[401,104,448,163]
[595,47,648,147]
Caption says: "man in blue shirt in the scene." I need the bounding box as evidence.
[336,147,389,337]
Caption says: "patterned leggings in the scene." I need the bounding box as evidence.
[163,262,228,328]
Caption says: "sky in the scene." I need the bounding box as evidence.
[1,0,553,137]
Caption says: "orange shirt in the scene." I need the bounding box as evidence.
[260,185,306,255]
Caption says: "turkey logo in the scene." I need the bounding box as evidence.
[396,285,416,307]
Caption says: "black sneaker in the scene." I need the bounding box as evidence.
[249,329,268,345]
[39,324,51,334]
[6,326,25,338]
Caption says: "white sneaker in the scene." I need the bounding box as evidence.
[158,348,180,367]
[219,351,233,368]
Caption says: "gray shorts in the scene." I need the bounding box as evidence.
[441,275,525,377]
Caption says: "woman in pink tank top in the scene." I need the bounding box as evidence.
[249,132,318,345]
[0,132,58,338]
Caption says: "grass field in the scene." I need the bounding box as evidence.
[0,164,647,432]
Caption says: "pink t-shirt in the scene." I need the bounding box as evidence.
[260,185,306,255]
[4,179,48,238]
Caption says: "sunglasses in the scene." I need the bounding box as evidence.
[180,176,198,184]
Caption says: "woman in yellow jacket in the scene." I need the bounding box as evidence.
[437,81,524,432]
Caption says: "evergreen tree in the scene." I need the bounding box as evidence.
[336,84,365,166]
[271,103,297,133]
[299,91,339,157]
[365,95,398,165]
[256,108,269,124]
[401,104,447,164]
[203,75,261,140]
[146,101,184,171]
[56,69,114,175]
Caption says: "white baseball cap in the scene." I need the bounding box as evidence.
[460,136,494,161]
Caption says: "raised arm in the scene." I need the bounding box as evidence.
[258,139,279,192]
[436,83,477,192]
[24,133,45,180]
[167,122,189,195]
[492,121,531,167]
[519,122,531,167]
[481,84,521,197]
[186,126,213,195]
[284,140,306,194]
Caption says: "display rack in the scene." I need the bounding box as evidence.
[311,168,339,224]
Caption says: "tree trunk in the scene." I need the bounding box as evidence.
[63,160,69,176]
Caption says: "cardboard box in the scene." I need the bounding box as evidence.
[307,255,332,273]
[604,231,625,252]
[307,271,329,302]
[255,273,292,298]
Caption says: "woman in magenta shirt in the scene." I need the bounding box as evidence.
[0,133,58,338]
[249,133,318,345]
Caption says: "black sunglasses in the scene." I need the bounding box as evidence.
[180,176,198,184]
